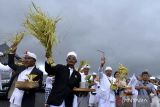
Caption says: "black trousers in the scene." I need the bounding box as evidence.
[64,93,74,107]
[22,92,35,107]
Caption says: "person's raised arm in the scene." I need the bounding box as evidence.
[8,44,18,71]
[45,51,57,76]
[98,55,106,79]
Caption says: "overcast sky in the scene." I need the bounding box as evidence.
[0,0,160,76]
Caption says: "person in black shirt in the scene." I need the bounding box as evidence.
[45,51,81,107]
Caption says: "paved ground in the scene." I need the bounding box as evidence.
[0,92,45,107]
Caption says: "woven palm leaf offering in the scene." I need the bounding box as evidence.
[85,75,93,84]
[78,75,92,88]
[117,64,129,88]
[24,2,59,64]
[117,64,133,96]
[15,74,39,89]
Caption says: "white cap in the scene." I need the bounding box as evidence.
[0,52,4,56]
[92,72,97,75]
[105,66,112,71]
[67,51,77,59]
[25,51,37,60]
[150,76,156,80]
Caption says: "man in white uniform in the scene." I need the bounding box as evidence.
[89,72,100,107]
[150,77,160,107]
[97,56,116,107]
[8,47,43,107]
[77,65,91,107]
[80,65,90,83]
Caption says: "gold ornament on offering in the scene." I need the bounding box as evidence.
[24,2,59,59]
[26,74,37,81]
[110,83,118,90]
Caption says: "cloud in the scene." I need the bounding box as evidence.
[0,0,160,76]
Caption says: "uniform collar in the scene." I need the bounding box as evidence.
[66,64,75,70]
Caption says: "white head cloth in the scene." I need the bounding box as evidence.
[25,51,37,60]
[105,66,112,71]
[92,72,97,75]
[150,76,156,80]
[67,51,77,59]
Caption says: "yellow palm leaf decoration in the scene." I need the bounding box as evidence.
[7,32,25,54]
[11,32,25,46]
[80,60,88,67]
[24,2,60,58]
[78,60,89,72]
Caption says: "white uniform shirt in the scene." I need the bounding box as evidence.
[80,73,88,82]
[107,76,116,83]
[10,66,34,106]
[69,67,73,77]
[98,68,116,102]
[46,76,54,89]
[107,76,116,102]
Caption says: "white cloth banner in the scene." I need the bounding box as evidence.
[128,74,138,87]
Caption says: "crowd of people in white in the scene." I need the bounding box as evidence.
[1,49,160,107]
